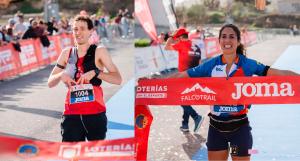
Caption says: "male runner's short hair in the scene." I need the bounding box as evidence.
[74,15,94,30]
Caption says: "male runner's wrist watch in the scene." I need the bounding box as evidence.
[94,68,101,78]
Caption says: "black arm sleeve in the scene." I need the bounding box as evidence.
[262,65,270,76]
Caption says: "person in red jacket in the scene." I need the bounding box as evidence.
[165,28,204,132]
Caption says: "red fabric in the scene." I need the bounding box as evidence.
[0,44,21,79]
[75,57,85,81]
[64,85,106,115]
[172,40,192,72]
[64,57,106,115]
[34,36,61,66]
[135,105,153,161]
[173,28,189,39]
[59,34,74,49]
[18,39,39,72]
[204,37,222,58]
[135,0,158,42]
[136,76,300,105]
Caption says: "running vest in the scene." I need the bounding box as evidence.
[64,44,106,115]
[187,54,269,117]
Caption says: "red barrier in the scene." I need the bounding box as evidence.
[0,135,135,160]
[59,33,74,49]
[204,32,257,58]
[204,37,222,58]
[18,39,40,72]
[35,36,62,66]
[135,0,159,42]
[135,105,153,160]
[0,34,74,80]
[136,77,300,105]
[0,44,20,80]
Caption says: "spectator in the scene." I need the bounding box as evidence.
[33,20,44,37]
[114,9,123,36]
[6,27,15,42]
[47,17,58,35]
[292,24,299,36]
[14,15,27,39]
[265,17,272,28]
[37,20,50,47]
[0,26,7,46]
[165,28,204,132]
[158,32,165,44]
[6,26,21,52]
[61,18,70,31]
[57,18,70,34]
[13,10,22,24]
[123,8,131,18]
[120,13,129,38]
[99,15,109,41]
[1,26,8,42]
[289,25,294,36]
[22,20,38,39]
[6,18,16,38]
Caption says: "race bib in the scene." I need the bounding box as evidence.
[213,105,244,113]
[70,84,95,104]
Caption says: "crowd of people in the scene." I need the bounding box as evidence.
[0,12,72,48]
[289,24,299,36]
[86,8,134,43]
[0,8,134,49]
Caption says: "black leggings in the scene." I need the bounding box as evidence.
[61,112,107,142]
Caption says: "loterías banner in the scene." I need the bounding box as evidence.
[0,135,135,160]
[136,76,300,105]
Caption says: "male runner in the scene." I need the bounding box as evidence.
[48,15,122,142]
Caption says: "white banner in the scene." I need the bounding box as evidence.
[41,40,57,59]
[20,44,37,66]
[135,45,178,78]
[0,49,14,74]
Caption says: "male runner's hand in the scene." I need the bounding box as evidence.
[61,73,77,88]
[77,70,96,84]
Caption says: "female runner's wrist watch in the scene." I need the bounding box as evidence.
[94,68,101,78]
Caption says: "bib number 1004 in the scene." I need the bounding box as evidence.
[74,90,89,97]
[70,84,95,104]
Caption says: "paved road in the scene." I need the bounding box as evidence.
[147,35,300,161]
[0,39,134,142]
